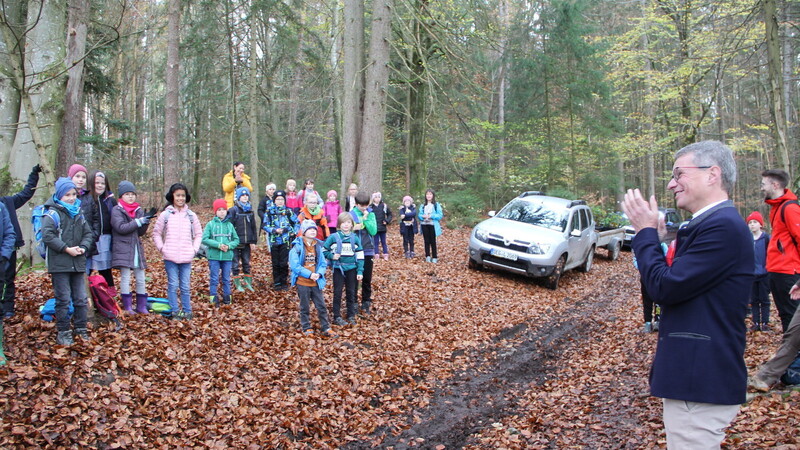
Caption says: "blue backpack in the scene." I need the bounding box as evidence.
[39,298,74,322]
[780,352,800,386]
[32,205,60,259]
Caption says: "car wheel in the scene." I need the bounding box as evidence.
[579,246,594,273]
[468,257,481,270]
[608,242,620,261]
[545,255,566,290]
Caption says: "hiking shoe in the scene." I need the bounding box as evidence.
[334,317,349,326]
[425,256,431,263]
[652,321,659,332]
[348,317,357,326]
[56,330,74,346]
[3,312,14,320]
[222,294,232,305]
[748,375,770,392]
[74,328,90,340]
[643,322,652,333]
[321,329,337,338]
[303,329,314,336]
[209,295,219,307]
[760,323,771,332]
[432,258,438,263]
[750,323,761,332]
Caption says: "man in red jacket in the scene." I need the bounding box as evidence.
[761,169,800,333]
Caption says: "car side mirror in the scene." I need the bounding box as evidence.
[570,229,581,238]
[488,211,496,217]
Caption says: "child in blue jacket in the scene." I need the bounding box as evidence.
[289,220,333,337]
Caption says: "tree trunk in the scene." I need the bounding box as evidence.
[3,0,66,185]
[248,16,260,193]
[163,0,181,188]
[288,66,300,177]
[407,1,429,199]
[340,0,364,194]
[0,0,27,168]
[357,0,393,194]
[763,0,790,173]
[56,0,88,174]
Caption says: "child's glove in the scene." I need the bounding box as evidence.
[137,216,151,226]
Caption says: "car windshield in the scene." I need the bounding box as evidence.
[496,199,567,231]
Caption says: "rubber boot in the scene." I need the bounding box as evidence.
[234,276,245,292]
[121,293,134,314]
[244,275,255,292]
[135,293,149,315]
[0,321,6,366]
[222,294,232,305]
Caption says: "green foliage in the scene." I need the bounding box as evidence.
[437,190,486,229]
[592,206,626,229]
[0,166,22,196]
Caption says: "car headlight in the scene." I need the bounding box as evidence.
[474,227,489,242]
[528,242,550,255]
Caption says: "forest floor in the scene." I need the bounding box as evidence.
[0,217,798,448]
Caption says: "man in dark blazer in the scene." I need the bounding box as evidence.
[623,141,753,448]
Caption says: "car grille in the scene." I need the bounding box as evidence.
[487,238,529,253]
[483,255,528,271]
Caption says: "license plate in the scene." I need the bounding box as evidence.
[491,248,518,261]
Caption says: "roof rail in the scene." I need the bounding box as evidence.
[568,199,587,207]
[518,191,544,198]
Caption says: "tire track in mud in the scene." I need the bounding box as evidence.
[353,273,632,449]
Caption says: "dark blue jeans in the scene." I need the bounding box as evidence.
[232,244,252,275]
[209,260,232,296]
[51,272,88,332]
[751,274,770,325]
[373,231,388,255]
[296,284,330,332]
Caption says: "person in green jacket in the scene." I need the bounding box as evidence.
[203,199,240,306]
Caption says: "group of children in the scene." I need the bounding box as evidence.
[27,166,445,344]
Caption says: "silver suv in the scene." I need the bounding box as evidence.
[468,192,598,289]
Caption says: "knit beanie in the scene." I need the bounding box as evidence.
[117,180,136,197]
[68,164,88,179]
[213,199,228,212]
[55,177,77,200]
[746,211,764,226]
[274,190,287,202]
[402,195,413,204]
[327,190,337,200]
[300,219,317,236]
[236,186,251,202]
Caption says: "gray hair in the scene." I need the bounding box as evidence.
[675,140,737,194]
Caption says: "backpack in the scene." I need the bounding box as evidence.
[32,205,61,259]
[88,275,122,330]
[39,298,74,322]
[160,209,208,258]
[146,297,172,316]
[780,352,800,385]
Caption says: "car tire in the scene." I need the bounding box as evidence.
[608,242,620,261]
[579,246,594,273]
[544,255,566,290]
[468,257,481,270]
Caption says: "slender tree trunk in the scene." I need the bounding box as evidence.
[763,0,790,173]
[357,0,393,194]
[163,0,181,188]
[0,0,27,168]
[341,0,364,193]
[57,0,88,172]
[407,0,429,199]
[248,16,260,193]
[496,0,508,179]
[288,66,301,176]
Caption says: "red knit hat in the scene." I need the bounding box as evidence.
[745,211,764,226]
[213,199,228,212]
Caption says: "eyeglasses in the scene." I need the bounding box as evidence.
[672,166,712,181]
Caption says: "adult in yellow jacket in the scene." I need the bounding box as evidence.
[222,162,253,208]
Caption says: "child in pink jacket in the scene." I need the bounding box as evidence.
[323,190,342,234]
[152,183,203,320]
